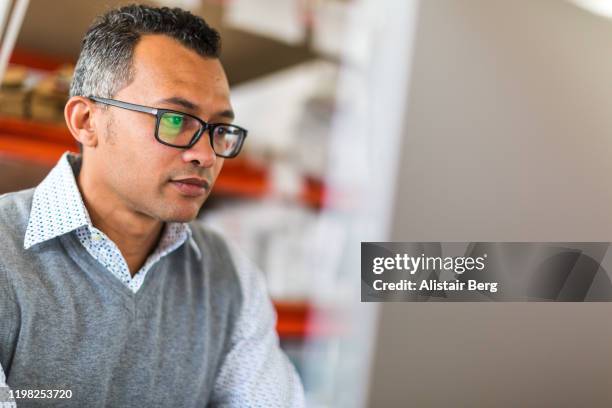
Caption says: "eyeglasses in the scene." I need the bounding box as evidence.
[88,96,247,158]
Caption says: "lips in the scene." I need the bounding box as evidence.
[170,177,210,197]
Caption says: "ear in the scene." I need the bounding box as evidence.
[64,96,99,148]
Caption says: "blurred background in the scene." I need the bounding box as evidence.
[2,0,612,407]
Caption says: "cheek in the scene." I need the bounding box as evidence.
[211,159,225,181]
[102,125,168,196]
[126,151,170,195]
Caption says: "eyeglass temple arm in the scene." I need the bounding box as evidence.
[88,96,158,115]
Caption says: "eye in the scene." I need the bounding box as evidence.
[162,114,184,127]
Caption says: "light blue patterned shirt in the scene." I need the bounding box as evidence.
[0,152,305,407]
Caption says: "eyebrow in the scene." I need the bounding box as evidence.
[155,97,235,120]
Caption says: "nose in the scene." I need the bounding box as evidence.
[181,129,217,168]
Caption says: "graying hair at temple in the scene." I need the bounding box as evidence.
[69,4,221,99]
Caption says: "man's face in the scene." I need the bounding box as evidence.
[87,34,233,223]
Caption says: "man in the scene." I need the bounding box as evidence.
[0,4,304,407]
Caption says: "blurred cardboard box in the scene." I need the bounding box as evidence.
[30,65,72,123]
[0,65,28,118]
[0,64,74,122]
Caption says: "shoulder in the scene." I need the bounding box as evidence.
[0,189,33,306]
[0,188,35,226]
[0,188,35,253]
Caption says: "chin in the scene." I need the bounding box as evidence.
[157,204,202,223]
[165,215,197,223]
[165,211,200,223]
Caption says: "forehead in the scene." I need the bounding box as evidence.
[124,34,230,111]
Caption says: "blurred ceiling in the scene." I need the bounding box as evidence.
[14,0,317,85]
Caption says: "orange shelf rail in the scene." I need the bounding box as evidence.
[273,300,344,339]
[9,48,73,71]
[273,300,311,338]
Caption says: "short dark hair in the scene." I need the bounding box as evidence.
[70,4,221,99]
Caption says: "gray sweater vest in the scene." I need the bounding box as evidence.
[0,188,242,407]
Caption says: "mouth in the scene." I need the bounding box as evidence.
[169,177,210,197]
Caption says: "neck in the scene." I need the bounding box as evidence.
[77,162,163,277]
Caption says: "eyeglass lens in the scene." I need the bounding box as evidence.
[158,112,243,157]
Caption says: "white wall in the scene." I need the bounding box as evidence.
[369,1,612,406]
[395,0,612,241]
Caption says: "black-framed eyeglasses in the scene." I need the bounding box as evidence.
[88,96,248,159]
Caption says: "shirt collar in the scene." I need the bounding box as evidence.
[24,152,90,249]
[24,152,201,260]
